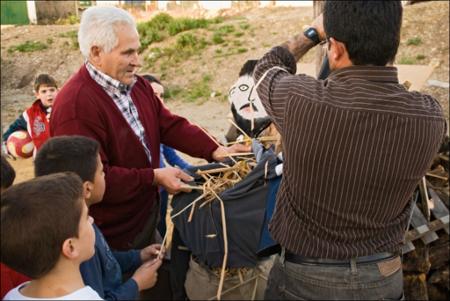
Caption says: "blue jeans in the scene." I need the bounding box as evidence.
[264,252,404,300]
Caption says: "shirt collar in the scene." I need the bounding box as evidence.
[85,61,136,95]
[327,65,399,84]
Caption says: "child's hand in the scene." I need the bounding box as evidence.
[140,243,162,262]
[132,258,163,291]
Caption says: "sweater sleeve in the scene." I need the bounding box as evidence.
[253,46,298,133]
[51,118,154,205]
[161,144,192,170]
[2,114,27,142]
[157,102,218,162]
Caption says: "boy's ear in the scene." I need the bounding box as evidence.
[83,181,92,200]
[62,238,80,259]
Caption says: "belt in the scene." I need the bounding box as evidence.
[284,250,397,266]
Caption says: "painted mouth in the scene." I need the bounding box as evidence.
[239,103,258,113]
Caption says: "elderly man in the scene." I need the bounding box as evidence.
[51,6,248,251]
[254,1,446,300]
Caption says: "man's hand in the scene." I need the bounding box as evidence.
[153,167,194,194]
[212,143,251,162]
[132,258,163,291]
[140,243,162,262]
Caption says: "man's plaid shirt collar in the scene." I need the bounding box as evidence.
[85,61,136,96]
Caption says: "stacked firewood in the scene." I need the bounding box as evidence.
[403,137,449,300]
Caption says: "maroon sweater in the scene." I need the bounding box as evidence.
[51,65,218,250]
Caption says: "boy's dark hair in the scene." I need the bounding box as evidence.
[34,74,58,91]
[35,136,100,182]
[1,155,15,189]
[1,172,84,278]
[238,60,258,77]
[142,74,161,85]
[324,1,402,66]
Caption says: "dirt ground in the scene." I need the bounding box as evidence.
[1,1,449,183]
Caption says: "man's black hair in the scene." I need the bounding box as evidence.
[238,60,258,77]
[1,155,15,189]
[142,74,162,85]
[324,1,402,66]
[35,136,100,182]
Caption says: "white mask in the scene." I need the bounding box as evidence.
[228,75,268,120]
[228,75,271,137]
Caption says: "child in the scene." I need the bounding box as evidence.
[1,172,102,300]
[142,74,193,236]
[2,74,57,156]
[34,136,163,300]
[1,155,32,299]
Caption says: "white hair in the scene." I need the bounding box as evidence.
[78,6,137,59]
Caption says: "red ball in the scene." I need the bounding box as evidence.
[6,130,34,159]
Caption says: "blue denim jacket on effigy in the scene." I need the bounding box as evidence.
[80,224,141,300]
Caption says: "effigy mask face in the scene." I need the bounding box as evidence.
[228,75,271,138]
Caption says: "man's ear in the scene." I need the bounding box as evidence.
[90,46,102,65]
[328,38,343,61]
[62,238,80,259]
[328,37,352,69]
[83,181,92,200]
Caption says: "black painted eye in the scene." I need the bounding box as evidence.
[229,87,236,96]
[239,84,249,91]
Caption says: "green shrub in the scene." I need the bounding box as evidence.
[398,57,415,65]
[58,30,77,38]
[216,24,235,35]
[8,41,48,53]
[237,47,248,53]
[178,75,212,102]
[138,13,219,51]
[234,31,244,37]
[406,36,422,46]
[239,23,250,30]
[416,54,426,60]
[212,33,225,44]
[58,30,78,49]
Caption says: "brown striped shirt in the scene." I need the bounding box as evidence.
[254,46,446,259]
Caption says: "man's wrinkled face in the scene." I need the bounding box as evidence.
[228,75,267,120]
[96,24,141,85]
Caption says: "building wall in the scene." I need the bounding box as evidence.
[35,0,78,24]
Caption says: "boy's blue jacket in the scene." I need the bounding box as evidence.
[80,225,141,300]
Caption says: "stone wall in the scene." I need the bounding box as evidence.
[35,1,78,24]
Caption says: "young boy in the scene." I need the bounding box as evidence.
[1,172,102,300]
[1,155,31,299]
[34,136,163,300]
[2,74,57,156]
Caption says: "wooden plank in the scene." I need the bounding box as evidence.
[410,204,439,244]
[401,241,416,254]
[427,188,449,235]
[405,218,449,242]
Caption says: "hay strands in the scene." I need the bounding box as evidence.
[225,135,279,146]
[196,165,239,175]
[180,184,204,191]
